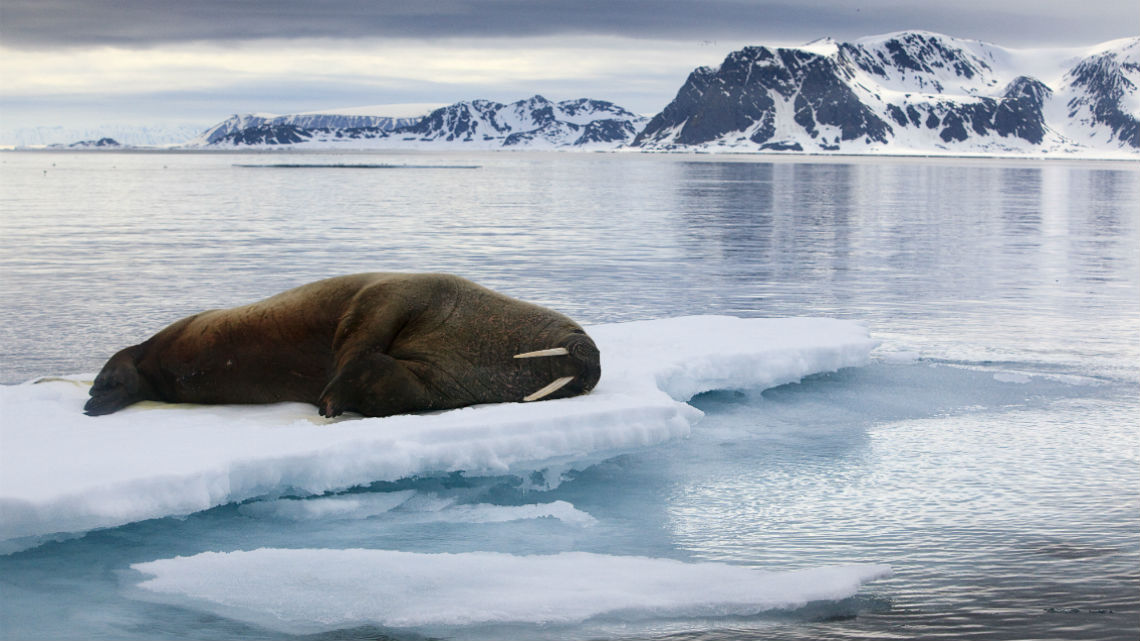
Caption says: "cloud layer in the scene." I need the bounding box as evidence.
[2,0,1135,135]
[4,0,1136,49]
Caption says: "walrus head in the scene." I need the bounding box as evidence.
[84,346,151,416]
[514,330,601,402]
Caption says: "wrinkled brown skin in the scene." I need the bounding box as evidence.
[84,273,601,418]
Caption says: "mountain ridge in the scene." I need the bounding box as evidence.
[632,31,1139,155]
[189,96,648,149]
[10,31,1138,157]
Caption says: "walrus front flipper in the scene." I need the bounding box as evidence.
[84,386,138,416]
[318,352,433,418]
[85,346,148,416]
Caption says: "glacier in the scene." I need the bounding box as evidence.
[0,316,876,552]
[129,549,891,635]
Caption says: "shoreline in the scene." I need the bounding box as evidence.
[3,145,1138,163]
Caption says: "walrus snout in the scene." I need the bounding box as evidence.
[565,332,601,394]
[514,331,601,401]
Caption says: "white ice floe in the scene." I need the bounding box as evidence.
[0,316,875,550]
[130,548,891,633]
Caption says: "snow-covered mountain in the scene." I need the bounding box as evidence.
[192,96,647,149]
[16,32,1135,157]
[632,31,1140,156]
[191,110,430,146]
[53,137,122,149]
[397,96,646,148]
[1063,41,1140,149]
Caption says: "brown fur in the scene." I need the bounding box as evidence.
[85,273,600,417]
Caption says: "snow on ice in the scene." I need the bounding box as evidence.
[0,316,876,551]
[130,548,891,633]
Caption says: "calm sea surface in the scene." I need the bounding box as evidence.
[0,151,1137,640]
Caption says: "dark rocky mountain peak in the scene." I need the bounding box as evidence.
[1064,40,1139,148]
[634,31,1139,155]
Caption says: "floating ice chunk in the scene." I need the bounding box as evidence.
[0,316,876,550]
[1044,373,1103,386]
[993,371,1033,384]
[403,499,598,526]
[239,493,597,526]
[237,490,417,521]
[131,549,891,633]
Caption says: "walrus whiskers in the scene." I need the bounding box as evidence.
[513,347,569,359]
[523,376,575,402]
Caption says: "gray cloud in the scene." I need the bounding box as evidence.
[3,0,1136,136]
[2,0,1135,49]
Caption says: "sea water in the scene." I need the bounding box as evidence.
[0,151,1137,640]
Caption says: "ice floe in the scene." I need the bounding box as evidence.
[0,316,875,551]
[130,548,891,633]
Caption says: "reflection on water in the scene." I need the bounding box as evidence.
[1,153,1137,382]
[668,159,1139,379]
[998,168,1042,255]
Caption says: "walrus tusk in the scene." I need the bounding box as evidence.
[513,347,569,359]
[523,376,575,402]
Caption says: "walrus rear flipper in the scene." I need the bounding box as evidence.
[84,348,146,416]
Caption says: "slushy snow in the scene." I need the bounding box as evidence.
[0,316,876,550]
[130,549,891,633]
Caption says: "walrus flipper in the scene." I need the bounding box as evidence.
[317,351,433,418]
[84,347,148,416]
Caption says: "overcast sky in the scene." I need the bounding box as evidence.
[2,0,1137,138]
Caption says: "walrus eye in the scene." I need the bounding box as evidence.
[513,347,569,359]
[522,376,575,402]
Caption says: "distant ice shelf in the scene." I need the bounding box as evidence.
[0,315,876,552]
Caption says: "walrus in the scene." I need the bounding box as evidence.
[84,273,601,418]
